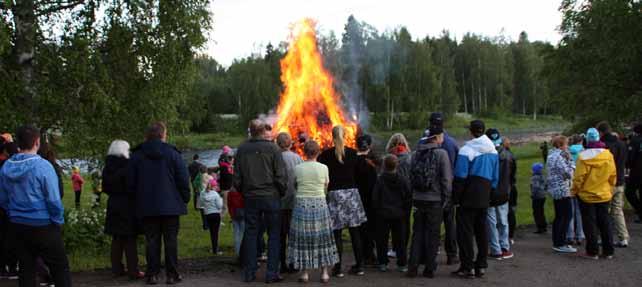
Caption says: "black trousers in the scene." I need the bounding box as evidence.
[74,190,81,207]
[532,198,547,232]
[552,198,572,247]
[0,209,18,274]
[334,227,363,269]
[625,181,642,219]
[359,210,377,263]
[443,207,458,257]
[10,223,71,287]
[508,205,516,239]
[375,217,407,267]
[111,235,139,276]
[456,207,488,271]
[578,200,614,256]
[206,213,221,254]
[143,216,180,277]
[408,203,442,271]
[279,210,293,270]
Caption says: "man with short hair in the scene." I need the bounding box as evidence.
[596,121,629,247]
[452,120,499,279]
[275,132,302,273]
[0,125,71,287]
[129,122,190,285]
[235,119,287,283]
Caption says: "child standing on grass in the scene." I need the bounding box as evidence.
[200,178,224,255]
[227,187,245,258]
[530,163,547,234]
[90,169,102,208]
[71,166,85,208]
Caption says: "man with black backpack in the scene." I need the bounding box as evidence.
[452,120,499,279]
[485,129,515,260]
[406,127,453,278]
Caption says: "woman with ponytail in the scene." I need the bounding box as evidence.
[318,126,367,277]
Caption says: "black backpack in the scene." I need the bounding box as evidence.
[410,148,439,193]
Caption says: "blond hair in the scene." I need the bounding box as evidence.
[385,133,411,154]
[332,126,345,163]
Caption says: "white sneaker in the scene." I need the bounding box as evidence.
[555,245,577,253]
[387,250,397,258]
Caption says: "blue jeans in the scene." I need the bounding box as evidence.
[242,198,281,281]
[487,203,510,255]
[567,197,585,241]
[232,218,245,256]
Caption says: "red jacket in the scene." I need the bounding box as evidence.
[72,173,85,191]
[227,190,244,218]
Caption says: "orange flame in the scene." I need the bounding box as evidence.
[274,19,357,154]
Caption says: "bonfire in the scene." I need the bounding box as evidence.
[273,19,358,154]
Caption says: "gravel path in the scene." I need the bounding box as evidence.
[4,219,638,287]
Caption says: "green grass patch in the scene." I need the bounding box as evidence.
[170,132,245,151]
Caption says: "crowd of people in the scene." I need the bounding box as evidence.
[0,114,640,286]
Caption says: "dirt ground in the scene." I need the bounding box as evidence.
[3,218,640,287]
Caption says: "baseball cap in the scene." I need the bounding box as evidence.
[485,128,502,147]
[429,112,444,127]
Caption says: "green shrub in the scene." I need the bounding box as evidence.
[63,208,110,253]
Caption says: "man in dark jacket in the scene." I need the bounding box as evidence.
[128,122,190,285]
[597,122,629,247]
[485,129,515,260]
[425,112,459,265]
[452,120,499,279]
[234,119,287,283]
[626,124,642,223]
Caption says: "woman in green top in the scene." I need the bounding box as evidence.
[287,140,339,284]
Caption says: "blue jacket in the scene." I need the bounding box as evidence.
[453,135,499,208]
[0,154,64,226]
[128,139,190,217]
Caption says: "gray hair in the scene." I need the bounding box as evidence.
[107,140,131,159]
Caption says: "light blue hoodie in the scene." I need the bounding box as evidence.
[0,153,64,226]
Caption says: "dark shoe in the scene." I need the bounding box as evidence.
[475,268,486,278]
[348,266,365,276]
[447,256,460,265]
[146,275,159,285]
[166,274,183,285]
[423,269,434,278]
[406,266,418,278]
[489,253,503,260]
[332,265,344,278]
[451,269,475,279]
[534,230,546,234]
[265,276,284,284]
[242,275,257,283]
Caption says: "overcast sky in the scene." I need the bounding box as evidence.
[206,0,563,66]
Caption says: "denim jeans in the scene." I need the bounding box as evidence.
[232,218,245,256]
[487,203,510,255]
[242,198,281,281]
[567,197,585,241]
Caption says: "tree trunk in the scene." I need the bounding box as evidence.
[12,0,38,123]
[462,72,468,114]
[533,83,538,121]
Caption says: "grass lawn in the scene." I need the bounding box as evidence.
[62,140,560,272]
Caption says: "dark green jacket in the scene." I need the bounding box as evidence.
[233,138,287,200]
